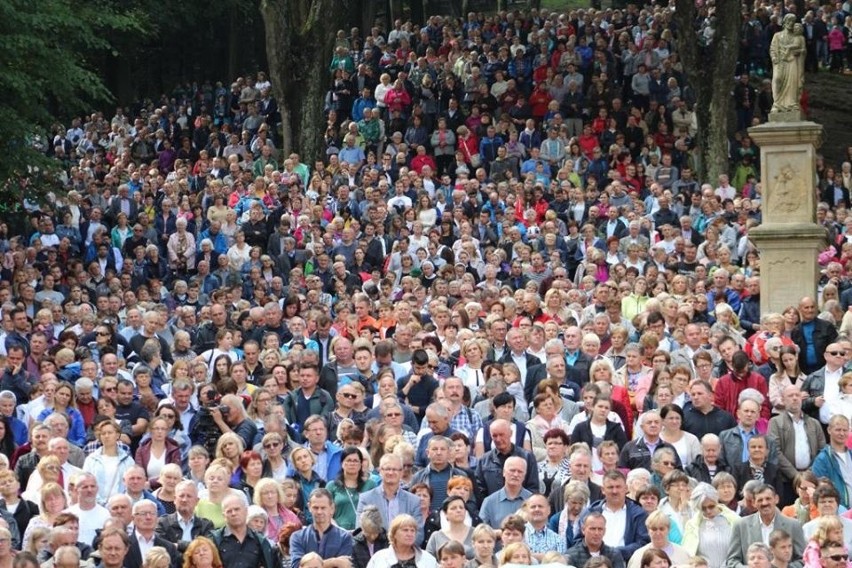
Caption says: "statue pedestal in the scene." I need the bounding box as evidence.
[748,120,827,313]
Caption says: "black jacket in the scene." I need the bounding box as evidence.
[352,528,389,568]
[685,454,730,484]
[125,534,179,568]
[155,513,215,553]
[210,526,278,568]
[570,419,628,452]
[791,318,839,374]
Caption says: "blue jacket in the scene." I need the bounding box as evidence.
[813,445,851,508]
[290,523,352,568]
[583,498,650,561]
[286,441,342,482]
[37,406,87,447]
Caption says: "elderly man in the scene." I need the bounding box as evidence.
[98,527,131,568]
[524,494,565,558]
[125,500,178,568]
[802,342,849,422]
[726,484,805,568]
[415,403,458,467]
[210,494,277,568]
[720,397,780,468]
[619,410,680,470]
[792,297,839,374]
[210,393,258,449]
[156,480,214,553]
[474,419,540,502]
[480,456,534,529]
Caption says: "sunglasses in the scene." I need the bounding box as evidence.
[828,556,849,562]
[829,351,847,356]
[263,442,282,449]
[340,393,357,399]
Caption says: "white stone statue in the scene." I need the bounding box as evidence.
[769,13,805,114]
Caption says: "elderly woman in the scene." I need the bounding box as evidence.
[747,543,774,568]
[657,470,694,543]
[167,217,196,274]
[627,510,692,568]
[353,506,390,568]
[548,480,590,546]
[253,478,300,545]
[650,446,680,490]
[682,483,741,568]
[366,514,437,568]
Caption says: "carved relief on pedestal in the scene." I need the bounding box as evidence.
[764,152,814,223]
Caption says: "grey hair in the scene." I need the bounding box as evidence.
[747,543,773,563]
[360,505,384,533]
[74,378,94,392]
[425,402,449,419]
[690,482,719,509]
[738,388,765,407]
[131,499,159,515]
[0,391,16,404]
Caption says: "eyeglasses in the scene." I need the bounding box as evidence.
[385,412,402,417]
[263,442,281,449]
[828,555,849,562]
[829,351,847,357]
[96,331,110,336]
[340,392,357,399]
[660,461,676,467]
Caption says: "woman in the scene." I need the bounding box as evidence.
[659,404,702,466]
[527,394,571,448]
[769,346,806,413]
[253,478,301,546]
[82,419,135,505]
[327,446,377,530]
[260,432,288,482]
[182,536,223,568]
[353,506,390,568]
[781,471,819,524]
[236,450,264,502]
[425,496,475,560]
[548,480,589,546]
[135,416,181,481]
[111,213,132,249]
[682,483,741,568]
[658,470,693,543]
[21,483,66,552]
[0,417,16,461]
[622,277,650,321]
[194,463,240,529]
[437,540,467,568]
[538,429,571,497]
[152,463,182,515]
[22,455,61,503]
[289,447,325,523]
[151,404,190,461]
[455,339,489,397]
[638,549,673,568]
[227,231,251,272]
[499,543,532,566]
[366,514,438,568]
[201,331,239,380]
[36,383,86,447]
[212,433,245,483]
[570,395,628,468]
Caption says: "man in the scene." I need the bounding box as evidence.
[107,494,133,527]
[802,342,848,422]
[124,500,178,568]
[1,345,37,409]
[792,296,838,374]
[619,411,680,470]
[166,380,197,434]
[803,486,852,551]
[683,379,737,440]
[715,351,771,419]
[549,446,603,513]
[300,416,341,481]
[282,365,334,429]
[156,480,214,553]
[814,541,849,568]
[565,512,626,568]
[290,489,353,568]
[98,527,131,568]
[318,337,358,398]
[356,454,423,542]
[685,434,729,483]
[813,415,852,508]
[211,394,258,449]
[210,494,277,568]
[583,470,649,561]
[479,456,534,529]
[474,419,540,502]
[768,385,826,503]
[443,377,483,441]
[114,379,150,447]
[725,484,805,568]
[128,311,172,364]
[500,328,545,397]
[410,436,470,512]
[524,494,565,558]
[65,473,110,545]
[720,398,780,468]
[397,349,439,420]
[123,466,167,515]
[415,403,458,467]
[48,437,82,489]
[14,423,51,489]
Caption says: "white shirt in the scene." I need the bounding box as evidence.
[602,503,627,548]
[789,412,812,470]
[135,531,156,560]
[177,515,195,543]
[759,515,775,545]
[66,503,111,545]
[511,352,529,385]
[825,366,844,401]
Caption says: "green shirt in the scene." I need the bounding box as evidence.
[327,478,377,530]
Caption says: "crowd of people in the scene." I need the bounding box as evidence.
[3,5,852,568]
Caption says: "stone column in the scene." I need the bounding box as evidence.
[747,121,827,314]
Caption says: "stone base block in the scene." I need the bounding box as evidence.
[749,223,828,314]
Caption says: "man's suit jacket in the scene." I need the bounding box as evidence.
[356,485,424,545]
[155,513,215,553]
[109,198,139,223]
[618,235,650,254]
[726,510,806,568]
[767,411,826,482]
[498,351,545,406]
[125,534,179,568]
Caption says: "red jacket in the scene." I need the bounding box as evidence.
[135,437,182,481]
[714,370,772,419]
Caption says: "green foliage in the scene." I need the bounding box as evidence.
[0,0,145,209]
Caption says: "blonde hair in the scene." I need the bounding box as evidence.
[813,515,844,547]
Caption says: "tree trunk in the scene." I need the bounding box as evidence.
[260,0,350,163]
[673,0,742,183]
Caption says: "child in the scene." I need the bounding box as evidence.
[803,515,846,568]
[440,541,468,568]
[771,529,794,568]
[299,552,324,568]
[499,542,532,566]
